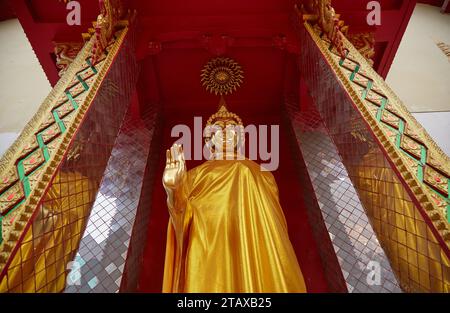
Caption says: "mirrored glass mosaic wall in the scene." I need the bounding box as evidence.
[285,102,401,293]
[64,108,161,293]
[0,28,138,293]
[299,23,450,292]
[283,104,348,293]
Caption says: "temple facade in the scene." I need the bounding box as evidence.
[0,0,449,293]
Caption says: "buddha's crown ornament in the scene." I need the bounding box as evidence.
[206,97,243,127]
[204,97,245,145]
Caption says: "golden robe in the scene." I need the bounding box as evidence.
[163,159,306,293]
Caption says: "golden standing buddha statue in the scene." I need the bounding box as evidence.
[161,102,306,293]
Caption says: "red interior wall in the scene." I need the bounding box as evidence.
[137,111,330,292]
[0,0,15,21]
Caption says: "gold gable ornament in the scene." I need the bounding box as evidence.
[201,57,244,96]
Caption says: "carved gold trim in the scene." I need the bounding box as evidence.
[54,42,83,77]
[436,42,450,62]
[0,25,129,272]
[303,22,450,248]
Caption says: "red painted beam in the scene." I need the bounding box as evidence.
[377,0,416,78]
[333,0,417,78]
[11,0,416,84]
[9,0,59,85]
[8,0,98,86]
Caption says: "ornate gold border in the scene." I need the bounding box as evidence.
[0,26,129,272]
[200,57,244,96]
[303,22,450,248]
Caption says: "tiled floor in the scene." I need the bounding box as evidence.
[292,111,402,293]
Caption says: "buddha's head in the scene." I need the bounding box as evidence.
[205,98,244,155]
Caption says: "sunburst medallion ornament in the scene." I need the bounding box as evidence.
[201,57,244,96]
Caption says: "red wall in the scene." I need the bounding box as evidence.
[0,0,15,21]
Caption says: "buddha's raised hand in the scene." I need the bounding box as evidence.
[163,143,186,191]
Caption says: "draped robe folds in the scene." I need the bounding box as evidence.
[162,159,307,293]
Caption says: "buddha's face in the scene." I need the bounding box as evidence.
[209,122,238,153]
